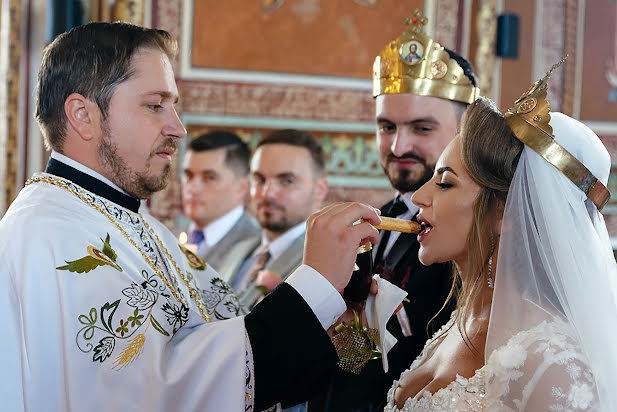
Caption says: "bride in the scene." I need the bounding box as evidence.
[384,68,617,411]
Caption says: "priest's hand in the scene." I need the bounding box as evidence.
[303,202,381,293]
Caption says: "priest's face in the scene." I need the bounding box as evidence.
[249,143,328,238]
[97,47,186,199]
[375,93,459,194]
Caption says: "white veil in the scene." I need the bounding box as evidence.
[485,112,617,411]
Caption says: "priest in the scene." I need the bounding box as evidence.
[0,22,380,411]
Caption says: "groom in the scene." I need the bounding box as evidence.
[309,11,480,411]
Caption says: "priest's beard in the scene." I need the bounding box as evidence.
[97,129,174,199]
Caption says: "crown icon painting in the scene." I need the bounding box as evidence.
[372,9,480,103]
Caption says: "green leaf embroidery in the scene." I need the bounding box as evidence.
[150,314,170,336]
[57,233,122,273]
[102,233,118,262]
[57,256,104,273]
[100,300,120,334]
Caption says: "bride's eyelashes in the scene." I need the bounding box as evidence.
[435,182,453,189]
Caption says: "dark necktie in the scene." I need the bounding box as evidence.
[189,229,206,256]
[188,229,205,247]
[374,197,408,266]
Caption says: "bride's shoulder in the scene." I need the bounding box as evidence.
[486,318,584,370]
[484,318,598,411]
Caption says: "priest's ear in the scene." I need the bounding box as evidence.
[64,93,102,142]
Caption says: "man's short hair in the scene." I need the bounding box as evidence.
[36,22,177,152]
[256,129,325,176]
[187,131,250,177]
[444,47,478,120]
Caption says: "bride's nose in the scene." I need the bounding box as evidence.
[411,181,432,208]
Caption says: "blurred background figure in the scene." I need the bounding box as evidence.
[219,129,329,315]
[181,131,260,272]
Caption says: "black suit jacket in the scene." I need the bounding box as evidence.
[245,282,339,411]
[309,199,455,412]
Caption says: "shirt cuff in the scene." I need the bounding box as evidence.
[286,264,346,330]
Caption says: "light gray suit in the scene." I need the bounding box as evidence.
[219,231,306,310]
[202,212,260,272]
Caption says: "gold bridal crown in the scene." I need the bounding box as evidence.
[372,9,480,103]
[504,57,610,211]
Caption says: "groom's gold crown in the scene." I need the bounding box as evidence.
[504,57,610,210]
[372,9,479,103]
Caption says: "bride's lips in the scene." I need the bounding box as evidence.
[416,215,433,243]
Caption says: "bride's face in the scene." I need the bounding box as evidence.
[411,136,481,270]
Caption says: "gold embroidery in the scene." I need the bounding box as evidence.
[113,333,146,369]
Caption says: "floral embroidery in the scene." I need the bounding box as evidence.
[76,270,189,368]
[200,277,245,320]
[161,302,189,334]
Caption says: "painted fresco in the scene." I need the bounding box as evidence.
[190,0,422,78]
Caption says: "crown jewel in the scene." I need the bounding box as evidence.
[504,57,610,210]
[372,9,480,103]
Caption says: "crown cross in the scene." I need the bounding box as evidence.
[405,9,428,33]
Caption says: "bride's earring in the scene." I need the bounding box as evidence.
[487,235,495,289]
[487,255,494,289]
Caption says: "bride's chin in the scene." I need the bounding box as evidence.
[418,250,432,266]
[418,249,449,266]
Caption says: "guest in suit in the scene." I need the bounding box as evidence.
[181,131,260,272]
[224,129,329,318]
[310,12,480,411]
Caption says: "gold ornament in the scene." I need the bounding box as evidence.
[372,9,480,103]
[331,310,380,374]
[504,56,610,211]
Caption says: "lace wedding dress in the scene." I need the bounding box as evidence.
[384,313,598,411]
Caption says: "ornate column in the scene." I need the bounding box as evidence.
[0,0,23,215]
[475,0,497,99]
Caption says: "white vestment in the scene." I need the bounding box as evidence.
[1,173,254,411]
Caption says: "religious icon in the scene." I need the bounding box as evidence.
[399,40,424,65]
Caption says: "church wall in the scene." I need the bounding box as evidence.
[2,0,617,245]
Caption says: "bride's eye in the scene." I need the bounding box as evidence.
[435,182,453,189]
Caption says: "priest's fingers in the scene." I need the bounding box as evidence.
[304,202,381,293]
